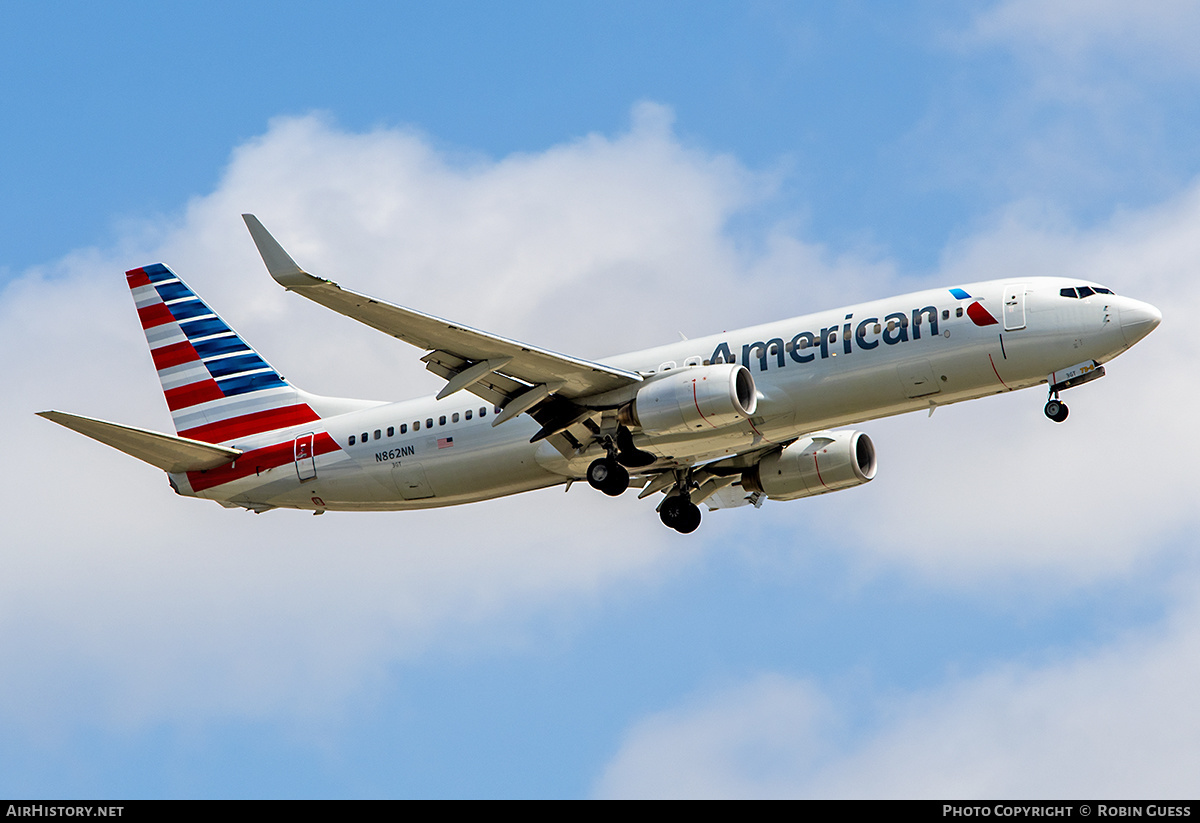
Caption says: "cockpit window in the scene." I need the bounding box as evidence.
[1060,285,1116,299]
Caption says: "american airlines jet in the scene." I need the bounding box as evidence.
[40,215,1162,533]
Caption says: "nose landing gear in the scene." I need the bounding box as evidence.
[1043,360,1105,423]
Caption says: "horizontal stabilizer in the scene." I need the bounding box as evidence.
[37,411,242,473]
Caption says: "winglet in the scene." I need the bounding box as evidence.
[242,214,326,289]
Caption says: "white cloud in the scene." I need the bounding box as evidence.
[595,575,1200,798]
[970,0,1200,71]
[593,674,837,799]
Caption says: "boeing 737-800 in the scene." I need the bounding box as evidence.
[39,215,1162,533]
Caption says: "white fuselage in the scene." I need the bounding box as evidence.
[176,277,1157,512]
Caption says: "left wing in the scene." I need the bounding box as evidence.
[243,215,641,428]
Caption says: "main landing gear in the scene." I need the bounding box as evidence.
[585,427,652,497]
[587,456,630,496]
[583,428,702,533]
[659,494,702,534]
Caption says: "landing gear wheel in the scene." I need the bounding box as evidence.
[587,457,629,496]
[1044,399,1069,423]
[659,495,702,533]
[676,502,702,534]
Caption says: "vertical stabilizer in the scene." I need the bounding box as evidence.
[126,263,322,444]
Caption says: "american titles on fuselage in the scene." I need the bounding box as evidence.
[709,295,975,373]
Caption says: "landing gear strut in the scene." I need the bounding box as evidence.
[587,456,629,496]
[659,494,702,534]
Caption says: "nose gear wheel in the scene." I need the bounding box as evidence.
[1044,399,1068,422]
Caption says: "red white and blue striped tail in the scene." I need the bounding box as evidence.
[126,263,322,445]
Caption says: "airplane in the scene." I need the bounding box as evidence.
[39,215,1162,533]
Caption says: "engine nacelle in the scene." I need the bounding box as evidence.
[742,430,877,501]
[621,364,757,436]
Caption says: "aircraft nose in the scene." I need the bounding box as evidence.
[1119,299,1162,347]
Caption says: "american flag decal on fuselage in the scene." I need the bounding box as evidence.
[126,263,321,445]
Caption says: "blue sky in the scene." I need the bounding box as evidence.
[3,1,1200,799]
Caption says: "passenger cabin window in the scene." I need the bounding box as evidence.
[956,308,963,318]
[413,421,420,431]
[942,310,950,320]
[349,435,356,446]
[374,429,381,440]
[400,423,408,434]
[387,426,394,437]
[480,407,487,418]
[452,412,460,423]
[494,406,502,414]
[465,409,472,420]
[426,418,434,428]
[361,432,368,442]
[438,415,446,426]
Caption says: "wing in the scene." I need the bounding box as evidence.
[242,216,641,430]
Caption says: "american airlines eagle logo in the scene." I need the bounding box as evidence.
[949,288,999,327]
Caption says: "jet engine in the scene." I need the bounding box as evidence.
[620,364,757,436]
[742,430,876,501]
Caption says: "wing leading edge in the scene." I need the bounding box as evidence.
[242,216,642,420]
